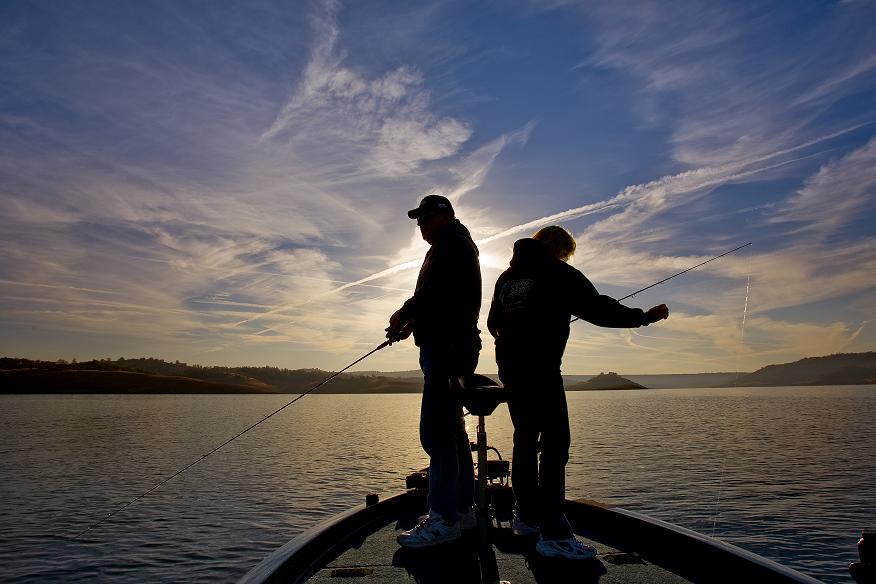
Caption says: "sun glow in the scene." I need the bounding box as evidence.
[478,251,511,272]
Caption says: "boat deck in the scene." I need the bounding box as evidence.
[242,487,820,584]
[306,506,690,583]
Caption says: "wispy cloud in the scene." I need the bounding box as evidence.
[767,136,876,237]
[569,1,876,169]
[236,119,536,326]
[260,0,470,176]
[442,121,536,203]
[793,53,876,107]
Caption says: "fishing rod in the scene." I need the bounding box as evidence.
[73,339,392,540]
[571,242,752,323]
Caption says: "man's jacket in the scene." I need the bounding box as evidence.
[488,238,650,375]
[398,219,481,350]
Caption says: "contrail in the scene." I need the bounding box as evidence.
[844,320,869,349]
[740,275,751,342]
[476,201,626,245]
[233,259,422,326]
[122,255,412,293]
[231,122,873,328]
[0,280,123,296]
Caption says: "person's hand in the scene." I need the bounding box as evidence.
[645,304,669,323]
[386,309,413,344]
[385,322,413,344]
[388,308,406,331]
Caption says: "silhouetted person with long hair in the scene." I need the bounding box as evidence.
[386,195,482,548]
[488,225,668,559]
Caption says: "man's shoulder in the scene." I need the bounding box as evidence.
[438,223,478,253]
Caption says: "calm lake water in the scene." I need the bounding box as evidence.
[1,387,874,583]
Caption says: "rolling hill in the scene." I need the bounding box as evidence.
[727,352,876,387]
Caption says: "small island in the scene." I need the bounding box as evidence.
[566,372,646,391]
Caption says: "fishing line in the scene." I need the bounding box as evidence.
[711,248,755,535]
[567,242,752,536]
[711,456,726,537]
[73,339,393,540]
[570,242,752,323]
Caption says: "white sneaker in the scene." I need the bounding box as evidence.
[535,535,597,559]
[511,512,539,536]
[418,508,477,530]
[398,511,462,548]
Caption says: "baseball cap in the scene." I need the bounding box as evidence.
[407,195,454,220]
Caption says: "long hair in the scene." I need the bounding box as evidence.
[533,225,576,261]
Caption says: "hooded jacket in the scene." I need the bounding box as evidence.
[487,238,650,375]
[397,219,481,350]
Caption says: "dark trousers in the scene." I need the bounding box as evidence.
[419,345,477,523]
[504,370,573,540]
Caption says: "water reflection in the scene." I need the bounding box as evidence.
[0,387,873,583]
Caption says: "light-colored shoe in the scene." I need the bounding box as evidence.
[418,508,477,530]
[535,535,597,559]
[398,511,462,548]
[511,512,539,536]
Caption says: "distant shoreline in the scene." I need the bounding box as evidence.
[1,368,874,395]
[2,352,874,394]
[0,369,276,395]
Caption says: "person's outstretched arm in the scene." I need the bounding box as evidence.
[567,266,668,328]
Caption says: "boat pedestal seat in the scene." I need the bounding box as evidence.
[456,373,510,417]
[454,374,509,551]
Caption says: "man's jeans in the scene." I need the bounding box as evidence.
[504,370,573,540]
[419,345,477,523]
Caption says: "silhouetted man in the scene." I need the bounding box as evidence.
[488,225,668,560]
[386,195,482,548]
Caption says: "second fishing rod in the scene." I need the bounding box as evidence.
[570,242,751,323]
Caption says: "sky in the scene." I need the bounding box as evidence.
[1,0,875,375]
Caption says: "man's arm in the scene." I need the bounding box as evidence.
[486,276,506,339]
[384,238,455,341]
